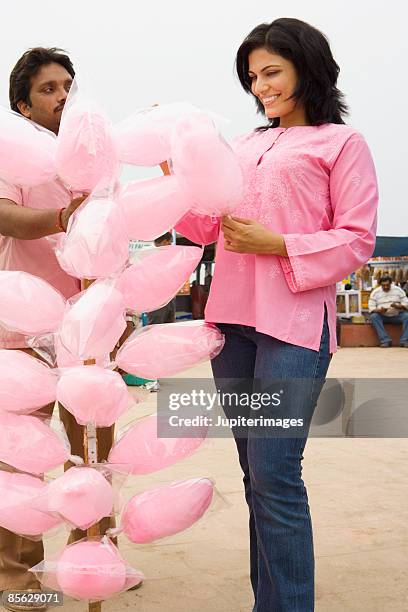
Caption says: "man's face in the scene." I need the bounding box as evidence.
[17,62,73,134]
[381,281,391,292]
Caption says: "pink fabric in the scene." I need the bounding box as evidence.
[175,124,378,353]
[0,176,80,348]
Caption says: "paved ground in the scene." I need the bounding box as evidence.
[41,347,408,612]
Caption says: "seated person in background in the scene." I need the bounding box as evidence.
[146,232,176,325]
[368,275,408,347]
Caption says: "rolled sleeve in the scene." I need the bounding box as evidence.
[0,177,23,205]
[278,134,378,293]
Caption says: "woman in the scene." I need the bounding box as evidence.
[175,18,378,611]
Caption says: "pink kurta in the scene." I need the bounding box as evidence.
[0,176,80,349]
[175,124,378,354]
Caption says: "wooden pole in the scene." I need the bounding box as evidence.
[81,279,102,612]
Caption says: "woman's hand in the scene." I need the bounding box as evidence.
[221,215,288,256]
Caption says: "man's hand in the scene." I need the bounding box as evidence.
[221,216,288,256]
[60,194,89,232]
[390,302,404,310]
[375,307,388,314]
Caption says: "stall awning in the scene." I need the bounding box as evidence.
[372,236,408,257]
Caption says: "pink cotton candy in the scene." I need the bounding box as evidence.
[115,321,225,379]
[54,335,109,369]
[171,112,243,215]
[0,107,56,187]
[44,467,114,530]
[0,412,69,475]
[56,197,129,279]
[56,366,132,427]
[0,350,58,414]
[59,281,126,360]
[56,540,127,600]
[0,472,62,536]
[108,414,207,475]
[0,271,66,335]
[115,245,202,312]
[117,175,191,241]
[121,478,214,543]
[56,97,118,192]
[114,102,198,166]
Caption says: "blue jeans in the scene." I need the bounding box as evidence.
[369,311,408,344]
[211,312,331,612]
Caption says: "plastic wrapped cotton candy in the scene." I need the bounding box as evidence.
[0,106,56,187]
[114,102,198,166]
[53,334,110,369]
[121,478,214,543]
[37,467,114,530]
[56,197,129,279]
[0,412,70,475]
[115,245,202,312]
[0,271,66,335]
[56,94,118,192]
[0,472,63,537]
[115,320,225,379]
[0,350,58,414]
[117,175,191,241]
[56,366,132,427]
[32,538,143,601]
[108,414,207,475]
[171,112,243,215]
[59,281,126,360]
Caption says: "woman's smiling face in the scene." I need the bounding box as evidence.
[247,47,308,128]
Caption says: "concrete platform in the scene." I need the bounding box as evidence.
[340,322,403,347]
[44,346,408,611]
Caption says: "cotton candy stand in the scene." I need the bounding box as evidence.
[82,277,102,612]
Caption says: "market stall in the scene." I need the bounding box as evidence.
[337,236,408,346]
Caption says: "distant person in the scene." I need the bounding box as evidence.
[145,232,176,325]
[369,275,408,347]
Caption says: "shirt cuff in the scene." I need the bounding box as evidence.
[277,235,305,293]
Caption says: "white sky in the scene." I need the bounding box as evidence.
[1,0,407,235]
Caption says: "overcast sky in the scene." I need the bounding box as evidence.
[1,0,407,235]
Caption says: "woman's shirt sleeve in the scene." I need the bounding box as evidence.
[278,133,378,293]
[174,211,220,246]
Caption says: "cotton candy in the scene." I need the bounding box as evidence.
[115,245,202,312]
[115,321,224,379]
[56,540,127,600]
[0,271,66,335]
[0,412,69,475]
[56,197,129,279]
[0,106,56,187]
[171,112,243,215]
[117,175,190,241]
[114,102,198,166]
[0,472,62,536]
[56,96,118,192]
[121,478,214,543]
[59,281,126,360]
[43,467,114,530]
[108,414,207,475]
[56,366,131,427]
[0,350,58,414]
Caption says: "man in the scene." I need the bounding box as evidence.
[368,275,408,347]
[0,48,114,611]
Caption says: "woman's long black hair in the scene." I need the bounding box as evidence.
[236,18,348,128]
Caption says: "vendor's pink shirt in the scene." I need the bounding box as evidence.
[0,174,80,348]
[176,124,378,354]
